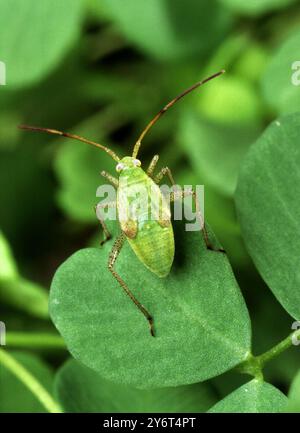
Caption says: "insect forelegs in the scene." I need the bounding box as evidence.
[100,170,119,188]
[147,154,159,177]
[95,201,116,246]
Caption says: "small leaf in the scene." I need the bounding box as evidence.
[287,369,300,412]
[0,352,54,413]
[219,0,297,16]
[101,0,232,61]
[235,113,300,320]
[50,215,251,388]
[262,29,300,114]
[55,358,217,412]
[208,379,288,413]
[0,0,82,88]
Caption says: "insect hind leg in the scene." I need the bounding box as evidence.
[170,189,226,254]
[154,166,176,186]
[108,233,155,337]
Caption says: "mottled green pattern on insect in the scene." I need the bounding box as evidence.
[19,70,225,336]
[117,157,174,278]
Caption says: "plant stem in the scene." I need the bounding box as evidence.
[257,332,297,367]
[6,332,66,350]
[0,348,62,413]
[236,329,300,379]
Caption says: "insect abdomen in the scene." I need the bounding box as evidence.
[128,221,174,277]
[117,167,175,277]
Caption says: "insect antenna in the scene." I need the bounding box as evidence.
[132,70,225,158]
[18,125,120,162]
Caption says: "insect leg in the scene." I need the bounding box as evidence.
[108,233,155,337]
[95,201,116,246]
[100,170,119,188]
[146,154,159,177]
[154,166,176,186]
[170,189,226,253]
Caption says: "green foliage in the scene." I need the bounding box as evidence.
[0,279,49,319]
[55,358,217,412]
[208,379,288,413]
[1,0,300,414]
[287,369,300,412]
[179,109,261,196]
[219,0,297,16]
[0,352,54,413]
[102,0,232,61]
[0,0,82,88]
[50,217,251,388]
[54,112,122,222]
[235,113,300,320]
[0,232,49,319]
[197,75,263,125]
[0,231,18,279]
[262,29,300,114]
[179,71,264,196]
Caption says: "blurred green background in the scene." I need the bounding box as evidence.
[1,0,300,412]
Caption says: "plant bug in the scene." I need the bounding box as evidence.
[19,70,225,337]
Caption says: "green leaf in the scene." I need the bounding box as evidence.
[196,75,263,125]
[0,231,18,279]
[0,352,54,413]
[0,232,49,319]
[55,358,217,412]
[287,369,300,412]
[102,0,232,61]
[179,109,261,196]
[0,0,82,88]
[50,215,251,388]
[250,288,300,387]
[262,29,300,114]
[235,113,300,320]
[0,278,49,320]
[219,0,297,16]
[233,43,269,84]
[208,379,288,413]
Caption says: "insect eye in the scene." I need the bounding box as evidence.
[133,159,141,167]
[116,163,124,172]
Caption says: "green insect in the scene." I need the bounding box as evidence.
[20,70,225,336]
